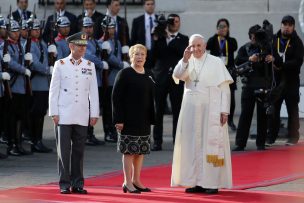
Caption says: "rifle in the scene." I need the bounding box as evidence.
[24,4,36,96]
[48,8,57,67]
[1,6,12,99]
[101,16,111,88]
[120,21,129,62]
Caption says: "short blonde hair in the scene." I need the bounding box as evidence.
[129,44,147,60]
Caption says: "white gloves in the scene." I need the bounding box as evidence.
[49,66,54,75]
[25,68,31,77]
[123,61,130,69]
[121,45,129,54]
[3,54,11,63]
[102,61,109,70]
[24,53,33,64]
[101,41,112,54]
[1,72,11,80]
[48,44,57,56]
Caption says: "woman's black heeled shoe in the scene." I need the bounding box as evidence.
[122,184,141,193]
[133,184,152,192]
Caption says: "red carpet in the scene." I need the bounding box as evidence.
[1,143,304,202]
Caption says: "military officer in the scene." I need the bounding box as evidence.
[6,19,33,156]
[55,16,71,60]
[49,32,99,194]
[82,16,107,145]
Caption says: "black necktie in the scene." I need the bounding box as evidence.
[149,16,153,32]
[22,11,27,20]
[170,35,175,38]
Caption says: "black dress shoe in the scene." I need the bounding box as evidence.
[17,146,33,155]
[105,132,117,143]
[86,134,105,145]
[232,146,245,151]
[72,187,88,194]
[228,121,236,131]
[31,141,53,153]
[0,152,8,159]
[257,146,266,151]
[205,188,218,194]
[151,144,162,151]
[60,188,71,194]
[133,184,152,192]
[185,186,206,193]
[7,145,22,156]
[122,184,141,193]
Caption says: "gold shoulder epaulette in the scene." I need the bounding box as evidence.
[60,59,65,65]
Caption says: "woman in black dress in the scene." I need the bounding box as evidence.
[207,18,238,131]
[112,44,155,194]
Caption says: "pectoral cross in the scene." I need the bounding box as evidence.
[194,79,199,87]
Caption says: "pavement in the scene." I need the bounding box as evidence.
[0,115,303,193]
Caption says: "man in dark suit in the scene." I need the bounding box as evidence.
[101,0,130,46]
[77,0,105,40]
[10,0,32,23]
[151,14,189,151]
[42,0,77,44]
[131,0,157,69]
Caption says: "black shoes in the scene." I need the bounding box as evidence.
[60,188,71,194]
[105,131,117,143]
[133,184,151,192]
[0,152,8,159]
[286,140,298,146]
[7,145,32,156]
[86,134,105,146]
[232,146,245,151]
[228,120,236,131]
[205,188,218,194]
[257,146,266,151]
[151,144,162,151]
[185,186,218,194]
[31,141,53,153]
[72,187,88,194]
[122,184,141,193]
[185,186,206,193]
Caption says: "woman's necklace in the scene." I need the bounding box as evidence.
[192,54,208,87]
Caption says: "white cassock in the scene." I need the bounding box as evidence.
[171,52,233,189]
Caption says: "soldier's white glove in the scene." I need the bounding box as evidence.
[24,53,33,64]
[121,45,129,54]
[25,68,31,77]
[102,61,109,70]
[1,72,11,80]
[123,61,130,69]
[48,44,57,56]
[101,41,112,54]
[3,54,11,63]
[49,66,54,74]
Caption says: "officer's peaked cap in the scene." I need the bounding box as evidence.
[66,32,88,45]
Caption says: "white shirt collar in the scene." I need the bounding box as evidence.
[144,13,155,20]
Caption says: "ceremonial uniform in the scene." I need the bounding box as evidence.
[49,32,99,193]
[28,19,53,153]
[6,20,32,156]
[55,16,71,60]
[82,16,105,145]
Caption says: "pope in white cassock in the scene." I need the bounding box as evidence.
[171,34,233,194]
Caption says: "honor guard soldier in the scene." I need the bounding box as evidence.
[20,20,28,46]
[0,59,11,159]
[0,15,8,45]
[82,16,107,145]
[99,16,129,142]
[27,19,53,153]
[49,32,99,194]
[0,15,9,147]
[6,19,33,156]
[55,16,71,60]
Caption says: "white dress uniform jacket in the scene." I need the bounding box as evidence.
[49,54,99,126]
